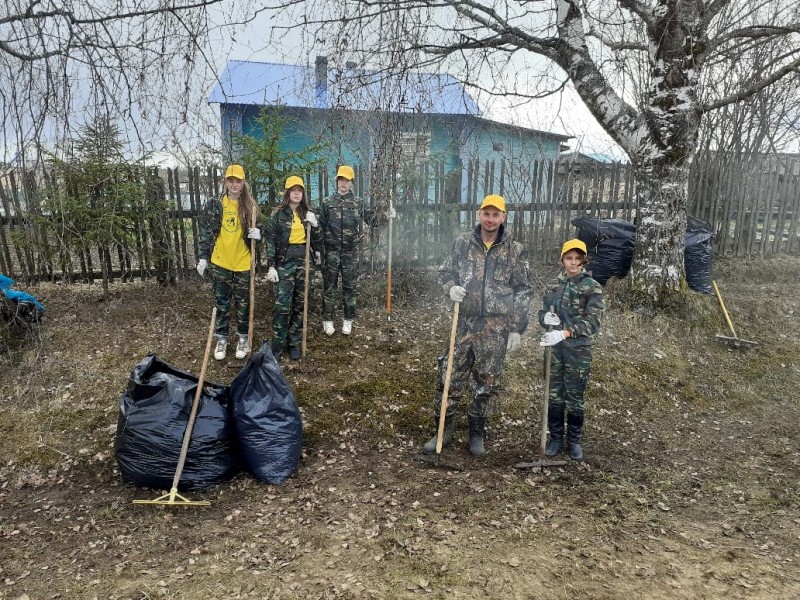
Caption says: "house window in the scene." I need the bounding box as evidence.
[398,132,430,166]
[493,142,504,152]
[228,115,240,132]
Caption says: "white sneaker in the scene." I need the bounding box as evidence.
[235,335,249,359]
[323,321,334,336]
[213,337,227,360]
[342,320,353,335]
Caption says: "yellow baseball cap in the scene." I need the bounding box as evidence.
[336,165,355,180]
[479,194,506,212]
[225,164,245,180]
[560,239,587,258]
[285,175,305,190]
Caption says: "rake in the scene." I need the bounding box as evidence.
[132,307,217,507]
[416,301,464,472]
[712,281,758,348]
[515,306,569,470]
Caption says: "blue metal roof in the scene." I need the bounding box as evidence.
[208,60,481,116]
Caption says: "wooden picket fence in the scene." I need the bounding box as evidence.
[1,155,799,283]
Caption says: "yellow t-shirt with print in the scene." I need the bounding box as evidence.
[288,211,306,245]
[211,196,251,272]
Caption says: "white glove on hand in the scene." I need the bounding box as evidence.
[196,259,207,277]
[266,267,279,283]
[388,207,397,219]
[540,330,567,347]
[543,311,561,326]
[315,251,322,264]
[506,332,521,352]
[449,285,467,303]
[305,212,318,228]
[247,227,261,240]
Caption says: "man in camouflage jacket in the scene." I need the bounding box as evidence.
[422,194,532,457]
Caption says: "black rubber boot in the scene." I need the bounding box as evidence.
[468,416,486,457]
[567,411,585,461]
[270,341,283,361]
[545,404,565,457]
[422,414,456,454]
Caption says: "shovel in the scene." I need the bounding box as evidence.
[416,301,464,472]
[712,281,758,348]
[302,223,311,357]
[515,306,569,470]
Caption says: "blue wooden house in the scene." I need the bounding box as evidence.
[208,57,571,211]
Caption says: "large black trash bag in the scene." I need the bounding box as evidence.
[229,343,303,484]
[684,216,713,294]
[115,354,239,491]
[572,217,636,285]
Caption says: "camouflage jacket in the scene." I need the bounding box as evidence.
[263,205,323,269]
[438,224,532,334]
[197,196,252,260]
[318,190,374,252]
[539,269,605,347]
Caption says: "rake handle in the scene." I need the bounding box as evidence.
[712,280,738,339]
[435,301,460,455]
[302,223,311,357]
[539,305,556,458]
[247,205,257,350]
[170,306,216,493]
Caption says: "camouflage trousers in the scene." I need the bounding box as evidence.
[272,255,313,352]
[322,250,358,321]
[209,263,250,339]
[547,343,593,413]
[433,315,510,419]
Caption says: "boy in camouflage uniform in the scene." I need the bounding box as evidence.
[422,195,532,457]
[318,165,374,336]
[539,239,605,460]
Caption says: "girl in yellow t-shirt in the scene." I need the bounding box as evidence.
[197,164,261,360]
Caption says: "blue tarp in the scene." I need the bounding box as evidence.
[0,273,45,320]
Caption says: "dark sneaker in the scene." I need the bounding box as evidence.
[289,347,301,360]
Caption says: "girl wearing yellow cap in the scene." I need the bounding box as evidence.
[263,176,322,360]
[197,164,261,361]
[538,238,605,460]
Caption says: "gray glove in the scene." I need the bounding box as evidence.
[305,212,318,228]
[506,332,521,352]
[247,227,261,240]
[196,259,207,277]
[540,330,566,347]
[449,285,467,303]
[543,311,561,326]
[266,267,279,283]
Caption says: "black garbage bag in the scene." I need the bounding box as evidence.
[115,354,238,491]
[230,343,303,484]
[572,217,636,285]
[684,216,713,294]
[573,216,714,292]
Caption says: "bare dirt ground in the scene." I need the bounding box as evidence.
[1,256,799,599]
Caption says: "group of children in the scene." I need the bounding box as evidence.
[198,165,605,460]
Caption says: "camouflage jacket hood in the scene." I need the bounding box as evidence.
[319,190,373,251]
[262,204,323,269]
[539,269,605,346]
[438,224,532,334]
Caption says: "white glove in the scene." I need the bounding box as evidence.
[543,311,561,326]
[449,286,467,303]
[247,227,261,240]
[196,259,207,277]
[266,267,279,283]
[388,207,397,219]
[506,332,521,352]
[305,212,318,228]
[315,251,322,264]
[540,330,567,347]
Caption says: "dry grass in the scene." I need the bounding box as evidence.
[1,256,799,599]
